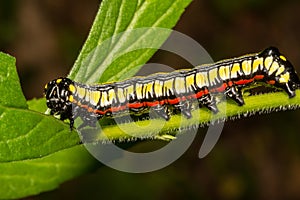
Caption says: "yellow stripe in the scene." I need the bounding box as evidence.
[136,83,143,99]
[100,91,108,107]
[124,85,134,100]
[117,88,126,103]
[275,65,285,76]
[163,79,174,96]
[279,72,290,83]
[242,60,252,75]
[175,77,186,94]
[89,91,101,106]
[230,63,241,79]
[154,80,163,98]
[264,56,273,70]
[218,65,230,80]
[209,68,218,85]
[56,79,62,84]
[185,74,195,92]
[280,55,287,61]
[68,95,74,102]
[144,82,154,99]
[68,84,76,93]
[195,72,208,88]
[77,87,86,99]
[108,89,117,104]
[85,90,90,102]
[268,61,280,75]
[252,57,263,73]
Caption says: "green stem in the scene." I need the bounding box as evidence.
[81,90,300,142]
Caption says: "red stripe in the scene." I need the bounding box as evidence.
[267,80,275,84]
[167,98,180,105]
[128,102,144,109]
[234,78,254,85]
[111,105,127,113]
[210,83,228,93]
[254,75,264,80]
[146,101,159,107]
[94,109,105,115]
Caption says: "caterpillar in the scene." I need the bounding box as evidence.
[44,47,300,129]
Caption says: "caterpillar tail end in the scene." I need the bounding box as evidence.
[283,83,296,98]
[288,90,296,98]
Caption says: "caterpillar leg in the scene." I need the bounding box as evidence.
[199,94,219,113]
[59,105,74,130]
[152,105,170,120]
[224,86,244,106]
[174,101,192,119]
[76,107,101,129]
[78,116,99,129]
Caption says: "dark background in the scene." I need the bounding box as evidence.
[1,0,300,199]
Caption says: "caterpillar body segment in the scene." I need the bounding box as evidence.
[44,47,300,129]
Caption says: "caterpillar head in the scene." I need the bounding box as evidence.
[44,77,74,116]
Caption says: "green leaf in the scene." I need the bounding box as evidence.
[0,145,98,199]
[0,52,27,108]
[0,53,98,199]
[0,55,80,161]
[68,0,192,83]
[0,106,80,162]
[27,98,47,112]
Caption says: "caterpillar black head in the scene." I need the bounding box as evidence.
[44,77,74,118]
